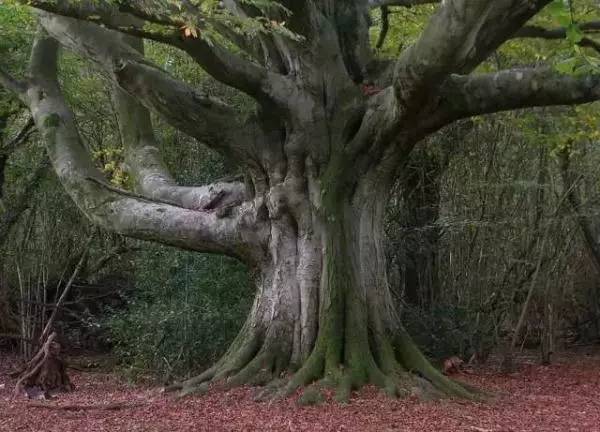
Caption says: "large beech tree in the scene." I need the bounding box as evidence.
[1,0,600,400]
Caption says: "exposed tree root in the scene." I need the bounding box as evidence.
[165,324,479,404]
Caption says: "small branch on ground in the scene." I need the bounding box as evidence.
[26,401,148,411]
[13,236,93,398]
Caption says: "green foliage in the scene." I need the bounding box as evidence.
[92,147,130,187]
[0,3,34,114]
[539,0,599,74]
[106,248,253,381]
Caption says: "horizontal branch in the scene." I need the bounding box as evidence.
[440,68,600,120]
[515,21,600,40]
[514,21,600,53]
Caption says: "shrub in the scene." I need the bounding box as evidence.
[106,246,253,381]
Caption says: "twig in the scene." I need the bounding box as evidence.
[26,401,148,411]
[85,176,188,209]
[39,234,94,343]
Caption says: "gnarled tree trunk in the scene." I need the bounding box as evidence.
[172,162,471,400]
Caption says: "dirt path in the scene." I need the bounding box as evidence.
[1,351,599,432]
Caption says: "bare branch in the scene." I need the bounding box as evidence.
[515,21,600,39]
[514,21,600,54]
[439,68,600,120]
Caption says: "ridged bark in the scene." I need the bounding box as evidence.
[170,165,474,402]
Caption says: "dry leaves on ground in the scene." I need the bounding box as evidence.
[1,351,599,432]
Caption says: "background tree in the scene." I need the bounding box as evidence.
[1,0,599,401]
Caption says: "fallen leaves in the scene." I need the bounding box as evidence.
[1,350,599,432]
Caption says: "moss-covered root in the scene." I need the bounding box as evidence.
[394,327,480,400]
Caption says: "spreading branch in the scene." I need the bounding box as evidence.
[37,13,244,152]
[439,68,600,121]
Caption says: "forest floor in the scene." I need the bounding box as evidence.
[1,349,599,432]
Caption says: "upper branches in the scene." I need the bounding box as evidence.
[22,0,292,104]
[392,0,552,111]
[38,12,242,155]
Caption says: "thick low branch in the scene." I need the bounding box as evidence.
[440,68,600,120]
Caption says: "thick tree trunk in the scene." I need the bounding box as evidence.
[171,167,473,402]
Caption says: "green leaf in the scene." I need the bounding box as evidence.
[554,57,578,74]
[566,23,584,44]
